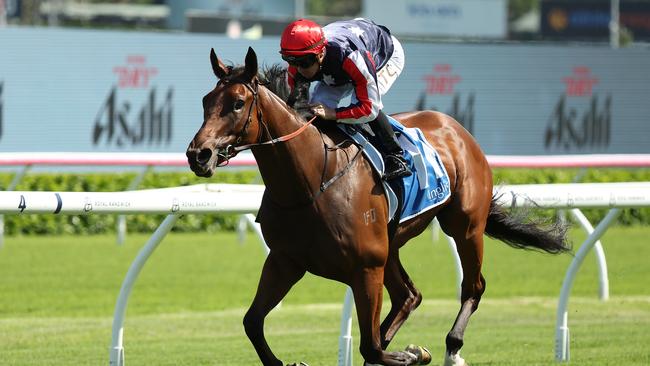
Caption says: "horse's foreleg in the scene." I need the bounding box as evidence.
[352,266,418,366]
[380,253,422,350]
[443,234,486,366]
[243,252,306,366]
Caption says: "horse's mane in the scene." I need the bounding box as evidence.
[260,64,293,102]
[223,63,311,117]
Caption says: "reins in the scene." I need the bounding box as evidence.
[234,115,317,152]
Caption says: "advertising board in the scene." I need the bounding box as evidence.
[1,28,648,155]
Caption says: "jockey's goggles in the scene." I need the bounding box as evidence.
[281,54,317,69]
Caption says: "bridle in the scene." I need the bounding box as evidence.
[215,77,317,166]
[210,75,363,203]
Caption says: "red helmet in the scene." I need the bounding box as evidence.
[280,19,327,56]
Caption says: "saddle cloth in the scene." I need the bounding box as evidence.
[337,115,451,223]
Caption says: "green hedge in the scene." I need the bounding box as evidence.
[1,168,649,235]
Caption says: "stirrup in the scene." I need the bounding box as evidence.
[383,154,411,181]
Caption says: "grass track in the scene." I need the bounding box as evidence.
[1,226,649,365]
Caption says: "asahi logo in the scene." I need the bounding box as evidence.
[423,64,460,94]
[545,67,611,150]
[0,81,3,141]
[93,55,173,147]
[113,55,158,88]
[415,64,474,134]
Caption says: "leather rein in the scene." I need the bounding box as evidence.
[215,77,363,201]
[214,77,318,164]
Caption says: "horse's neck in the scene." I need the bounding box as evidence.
[253,88,325,205]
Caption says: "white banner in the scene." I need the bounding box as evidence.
[362,0,507,38]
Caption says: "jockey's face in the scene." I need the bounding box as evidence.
[295,49,325,80]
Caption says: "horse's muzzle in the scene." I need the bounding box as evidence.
[186,147,216,177]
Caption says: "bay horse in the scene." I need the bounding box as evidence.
[186,47,569,366]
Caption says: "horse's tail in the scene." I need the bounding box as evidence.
[484,197,571,254]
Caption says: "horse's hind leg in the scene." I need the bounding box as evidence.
[243,252,306,366]
[437,211,488,366]
[380,252,422,350]
[351,266,418,366]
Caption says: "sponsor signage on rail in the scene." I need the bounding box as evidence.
[0,27,649,156]
[541,0,650,41]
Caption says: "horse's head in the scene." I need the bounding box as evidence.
[186,47,262,177]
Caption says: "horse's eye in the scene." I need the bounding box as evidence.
[233,99,245,111]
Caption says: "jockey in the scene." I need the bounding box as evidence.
[280,18,411,181]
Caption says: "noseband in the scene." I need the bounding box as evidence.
[215,77,316,166]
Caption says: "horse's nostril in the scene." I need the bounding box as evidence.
[197,148,213,164]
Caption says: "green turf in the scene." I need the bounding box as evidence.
[0,226,649,365]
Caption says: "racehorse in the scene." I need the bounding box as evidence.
[186,47,569,366]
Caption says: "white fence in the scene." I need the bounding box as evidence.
[1,182,650,365]
[3,152,649,246]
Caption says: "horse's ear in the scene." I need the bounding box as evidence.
[243,47,258,81]
[210,48,228,79]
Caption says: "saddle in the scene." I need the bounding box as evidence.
[338,116,451,223]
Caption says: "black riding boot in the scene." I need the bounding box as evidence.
[369,111,412,180]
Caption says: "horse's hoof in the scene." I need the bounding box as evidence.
[443,351,468,366]
[364,350,417,366]
[286,363,309,366]
[405,344,432,365]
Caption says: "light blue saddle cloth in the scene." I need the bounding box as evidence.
[338,115,451,223]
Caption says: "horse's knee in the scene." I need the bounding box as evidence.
[401,288,422,315]
[391,276,422,309]
[243,309,264,338]
[390,286,419,308]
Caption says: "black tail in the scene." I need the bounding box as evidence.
[484,198,571,254]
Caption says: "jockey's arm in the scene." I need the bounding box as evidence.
[335,51,381,124]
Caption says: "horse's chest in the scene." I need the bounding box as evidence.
[258,211,353,276]
[261,217,341,252]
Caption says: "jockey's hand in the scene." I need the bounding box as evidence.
[310,104,336,120]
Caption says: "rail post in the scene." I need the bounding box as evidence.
[109,214,179,366]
